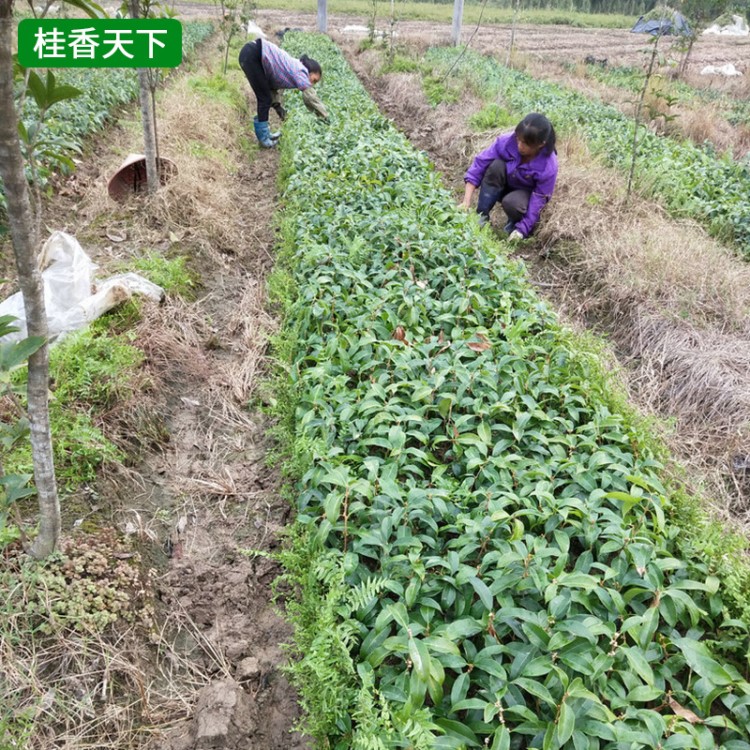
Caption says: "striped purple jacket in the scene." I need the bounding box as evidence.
[261,40,311,91]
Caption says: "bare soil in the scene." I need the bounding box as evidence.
[215,7,750,78]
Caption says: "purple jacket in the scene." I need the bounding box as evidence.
[465,132,558,237]
[261,40,311,91]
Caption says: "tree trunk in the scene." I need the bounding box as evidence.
[627,32,661,200]
[130,0,159,193]
[451,0,464,46]
[0,0,60,559]
[318,0,327,33]
[678,34,696,78]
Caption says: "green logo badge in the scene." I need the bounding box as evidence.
[18,19,183,68]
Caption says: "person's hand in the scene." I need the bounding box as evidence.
[508,230,524,242]
[459,201,471,211]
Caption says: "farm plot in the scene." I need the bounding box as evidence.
[345,38,750,528]
[425,47,750,258]
[276,32,750,750]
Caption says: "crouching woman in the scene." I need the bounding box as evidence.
[238,38,328,148]
[461,113,558,240]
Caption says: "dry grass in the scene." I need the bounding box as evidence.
[0,600,233,750]
[78,73,255,263]
[541,142,750,329]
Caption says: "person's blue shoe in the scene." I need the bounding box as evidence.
[253,117,276,148]
[503,220,516,234]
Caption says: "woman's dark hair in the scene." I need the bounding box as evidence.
[515,113,556,154]
[300,54,322,77]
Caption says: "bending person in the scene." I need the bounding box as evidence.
[462,113,558,240]
[238,37,328,148]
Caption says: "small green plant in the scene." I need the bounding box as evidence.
[422,75,460,106]
[131,252,198,298]
[468,102,515,131]
[380,53,421,74]
[0,315,44,550]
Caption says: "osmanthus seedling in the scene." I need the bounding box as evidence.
[273,32,750,750]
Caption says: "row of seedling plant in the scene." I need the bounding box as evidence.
[424,47,750,259]
[572,60,750,129]
[2,20,214,215]
[272,32,750,750]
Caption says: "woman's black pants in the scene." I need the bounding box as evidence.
[239,39,272,122]
[476,159,530,224]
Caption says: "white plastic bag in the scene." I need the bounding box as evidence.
[0,232,164,343]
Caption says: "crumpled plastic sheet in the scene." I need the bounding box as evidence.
[0,231,165,344]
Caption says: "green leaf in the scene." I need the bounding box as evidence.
[0,336,45,371]
[672,637,735,686]
[556,701,575,746]
[434,718,481,747]
[443,618,483,640]
[47,84,84,108]
[0,474,36,504]
[513,677,557,707]
[626,685,664,702]
[323,491,343,522]
[17,120,29,145]
[451,697,488,712]
[624,646,654,684]
[469,576,493,611]
[322,465,350,488]
[61,0,107,17]
[509,518,524,542]
[408,636,431,681]
[490,726,510,750]
[450,672,469,706]
[638,605,660,651]
[27,71,47,110]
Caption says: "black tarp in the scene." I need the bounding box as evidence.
[631,12,692,35]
